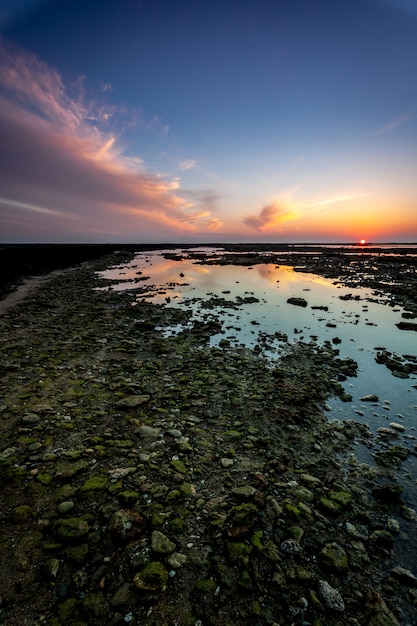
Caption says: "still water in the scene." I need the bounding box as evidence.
[97,249,417,472]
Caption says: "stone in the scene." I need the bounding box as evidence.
[360,394,379,402]
[137,424,161,438]
[318,580,345,612]
[372,483,402,503]
[320,542,348,570]
[167,552,187,568]
[53,517,89,543]
[151,530,176,555]
[109,509,147,542]
[390,566,417,586]
[57,501,75,515]
[133,561,169,591]
[115,395,150,408]
[287,297,308,307]
[232,485,256,498]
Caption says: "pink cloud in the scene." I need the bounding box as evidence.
[244,200,296,234]
[0,39,219,242]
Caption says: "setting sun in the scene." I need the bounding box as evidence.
[359,239,366,245]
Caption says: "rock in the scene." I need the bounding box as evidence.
[136,424,161,438]
[53,517,89,543]
[318,580,345,612]
[390,566,417,586]
[42,557,60,579]
[389,422,405,432]
[110,582,135,608]
[280,539,302,555]
[133,561,169,591]
[109,509,147,542]
[167,552,187,568]
[396,321,417,331]
[360,394,379,402]
[115,395,150,408]
[232,485,257,498]
[287,297,308,307]
[320,542,348,570]
[57,501,75,515]
[151,530,176,555]
[372,483,402,503]
[366,590,400,625]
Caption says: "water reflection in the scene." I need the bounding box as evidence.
[97,251,417,441]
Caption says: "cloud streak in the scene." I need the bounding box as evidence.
[0,38,219,241]
[369,110,416,136]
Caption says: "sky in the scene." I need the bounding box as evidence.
[0,0,416,243]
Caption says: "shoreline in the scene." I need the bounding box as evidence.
[0,251,416,625]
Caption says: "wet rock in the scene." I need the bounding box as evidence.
[372,483,403,503]
[390,566,417,587]
[360,394,379,402]
[318,579,345,612]
[287,297,308,307]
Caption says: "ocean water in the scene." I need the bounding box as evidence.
[97,248,417,503]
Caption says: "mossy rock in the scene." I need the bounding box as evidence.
[320,542,348,570]
[58,597,78,621]
[53,517,89,543]
[194,578,217,593]
[151,530,176,555]
[65,543,89,564]
[328,490,352,506]
[227,541,252,565]
[9,505,33,522]
[223,429,243,439]
[231,503,258,525]
[79,474,109,493]
[170,517,184,534]
[319,496,341,513]
[133,561,169,591]
[250,530,264,551]
[117,490,139,506]
[37,472,53,485]
[170,459,187,474]
[284,502,301,519]
[180,482,196,498]
[82,592,108,617]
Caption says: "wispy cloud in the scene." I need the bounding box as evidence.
[179,159,197,171]
[0,38,219,241]
[369,110,416,136]
[308,194,367,207]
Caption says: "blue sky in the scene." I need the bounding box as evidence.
[0,0,416,242]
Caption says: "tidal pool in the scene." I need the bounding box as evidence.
[98,249,417,475]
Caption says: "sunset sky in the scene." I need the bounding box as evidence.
[0,0,416,243]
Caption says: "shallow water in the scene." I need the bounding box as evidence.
[98,249,417,503]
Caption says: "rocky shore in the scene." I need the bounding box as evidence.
[1,250,417,625]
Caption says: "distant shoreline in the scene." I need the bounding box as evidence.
[1,242,416,301]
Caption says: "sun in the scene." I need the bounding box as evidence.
[359,239,366,245]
